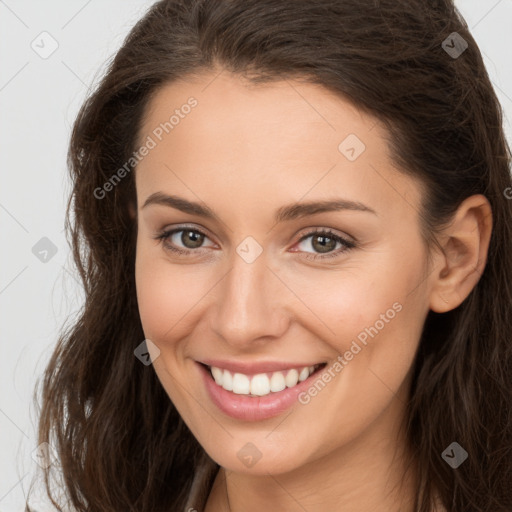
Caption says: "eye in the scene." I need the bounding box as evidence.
[153,225,356,260]
[153,226,215,255]
[292,229,356,260]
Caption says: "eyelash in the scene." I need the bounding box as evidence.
[153,226,356,261]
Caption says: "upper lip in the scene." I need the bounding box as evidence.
[199,359,326,375]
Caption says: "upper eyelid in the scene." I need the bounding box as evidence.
[162,224,214,240]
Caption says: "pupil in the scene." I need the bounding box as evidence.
[183,230,203,248]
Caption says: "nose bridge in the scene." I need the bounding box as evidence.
[211,244,287,345]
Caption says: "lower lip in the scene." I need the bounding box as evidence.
[197,362,325,421]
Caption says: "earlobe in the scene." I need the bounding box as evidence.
[429,194,492,313]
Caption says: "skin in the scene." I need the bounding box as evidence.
[133,70,492,511]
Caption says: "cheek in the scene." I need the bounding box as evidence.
[289,263,419,335]
[286,245,428,374]
[135,243,206,342]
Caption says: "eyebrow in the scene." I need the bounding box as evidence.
[142,192,377,222]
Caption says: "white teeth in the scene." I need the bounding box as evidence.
[250,373,270,396]
[285,369,299,387]
[298,367,310,382]
[222,369,233,391]
[211,366,223,385]
[208,364,321,397]
[269,371,286,392]
[232,373,250,394]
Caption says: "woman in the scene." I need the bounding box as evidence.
[28,0,512,511]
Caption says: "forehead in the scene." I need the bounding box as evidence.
[134,71,423,220]
[138,71,380,155]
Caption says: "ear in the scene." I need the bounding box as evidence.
[429,194,492,313]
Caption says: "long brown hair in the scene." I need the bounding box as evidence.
[27,0,512,510]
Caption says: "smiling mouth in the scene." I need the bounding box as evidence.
[201,362,328,397]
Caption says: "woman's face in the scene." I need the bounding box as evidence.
[134,71,436,475]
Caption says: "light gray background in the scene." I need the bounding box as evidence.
[1,1,511,510]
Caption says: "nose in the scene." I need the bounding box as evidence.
[208,247,290,349]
